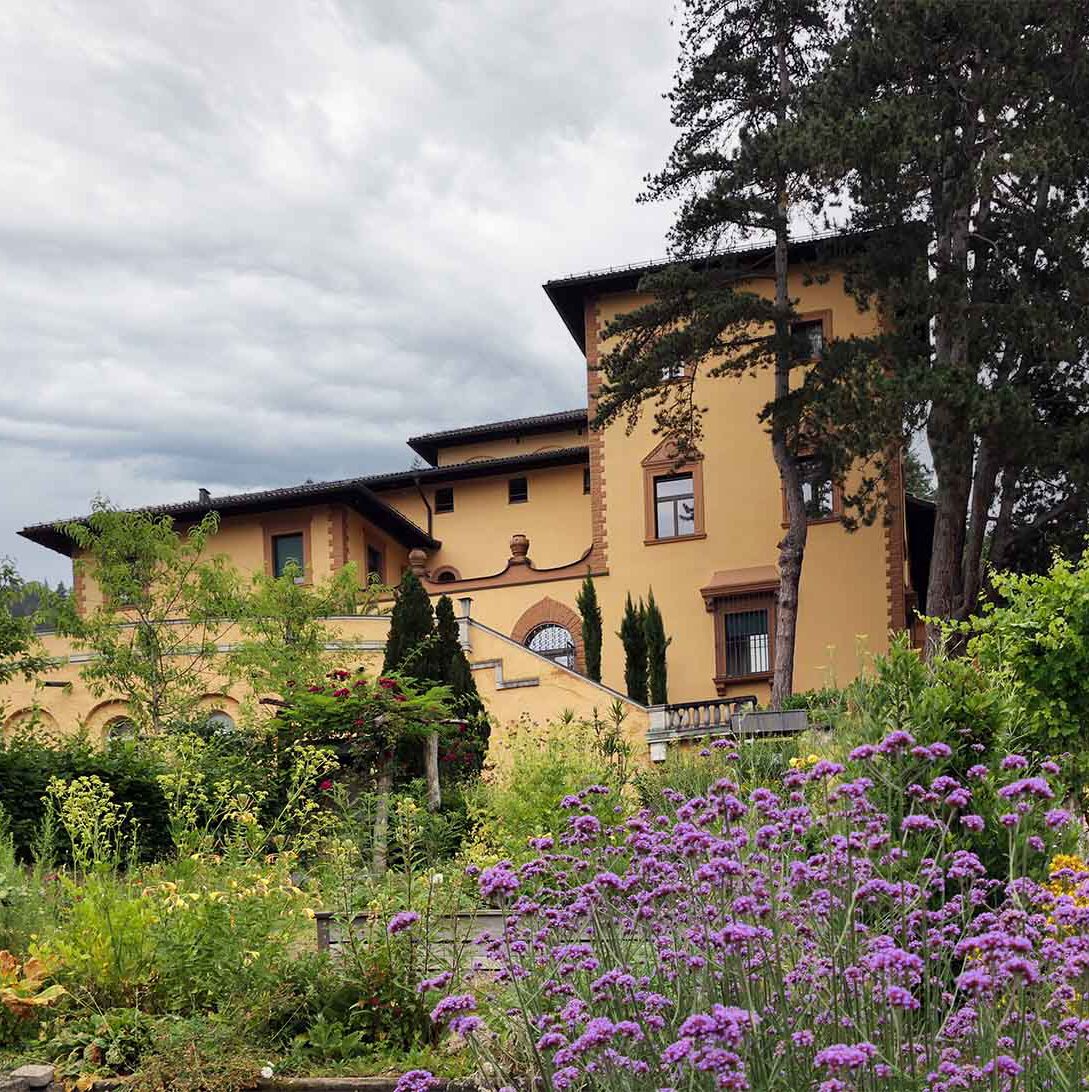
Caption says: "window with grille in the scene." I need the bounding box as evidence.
[435,487,454,513]
[654,474,696,538]
[525,622,576,669]
[724,608,771,678]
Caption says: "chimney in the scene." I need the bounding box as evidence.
[198,488,211,504]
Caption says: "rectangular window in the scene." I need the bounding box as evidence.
[583,467,591,495]
[435,486,454,514]
[791,319,825,361]
[366,545,384,583]
[272,533,304,580]
[724,608,771,677]
[799,456,835,520]
[508,476,529,504]
[654,474,696,539]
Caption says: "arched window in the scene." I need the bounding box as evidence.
[105,717,136,744]
[433,567,459,583]
[206,710,236,734]
[525,623,576,669]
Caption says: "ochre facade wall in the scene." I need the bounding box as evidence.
[7,255,905,748]
[432,426,586,467]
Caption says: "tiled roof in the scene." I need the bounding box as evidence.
[19,446,591,557]
[407,408,586,465]
[20,476,439,557]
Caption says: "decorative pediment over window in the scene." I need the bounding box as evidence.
[641,437,702,471]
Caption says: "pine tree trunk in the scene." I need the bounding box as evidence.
[425,731,441,813]
[769,32,805,710]
[371,757,393,876]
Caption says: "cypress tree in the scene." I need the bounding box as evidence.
[576,574,603,682]
[382,570,436,681]
[644,589,670,706]
[618,594,648,705]
[434,595,489,778]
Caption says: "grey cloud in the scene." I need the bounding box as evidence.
[0,0,678,584]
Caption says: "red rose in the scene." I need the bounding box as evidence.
[320,779,333,791]
[353,679,367,688]
[332,687,350,697]
[308,685,323,693]
[392,693,407,702]
[378,677,399,690]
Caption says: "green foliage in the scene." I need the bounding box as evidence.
[814,0,1089,621]
[433,596,488,778]
[226,560,377,698]
[576,575,603,682]
[55,501,238,732]
[966,550,1089,801]
[463,715,627,869]
[0,731,172,866]
[643,589,670,705]
[48,1006,154,1076]
[0,558,51,687]
[276,671,451,772]
[618,594,648,705]
[382,570,437,681]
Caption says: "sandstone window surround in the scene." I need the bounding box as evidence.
[642,440,706,545]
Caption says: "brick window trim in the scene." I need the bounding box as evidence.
[262,514,313,583]
[642,442,706,545]
[701,575,779,694]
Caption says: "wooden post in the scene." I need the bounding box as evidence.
[425,731,441,812]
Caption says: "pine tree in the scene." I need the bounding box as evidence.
[593,0,869,706]
[382,570,437,681]
[576,574,603,682]
[814,0,1089,637]
[618,594,648,705]
[644,589,670,706]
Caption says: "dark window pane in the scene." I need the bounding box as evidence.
[366,545,384,582]
[509,476,528,503]
[273,533,304,579]
[435,487,454,513]
[583,467,591,495]
[725,609,770,676]
[791,319,824,361]
[798,457,835,519]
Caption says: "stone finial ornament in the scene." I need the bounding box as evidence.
[509,533,530,565]
[408,548,429,577]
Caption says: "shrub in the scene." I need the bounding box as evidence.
[0,731,172,865]
[966,549,1089,805]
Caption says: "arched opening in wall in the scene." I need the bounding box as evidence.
[433,567,460,584]
[524,623,577,669]
[104,716,137,745]
[206,710,236,735]
[3,706,57,739]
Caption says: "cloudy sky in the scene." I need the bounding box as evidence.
[0,1,679,583]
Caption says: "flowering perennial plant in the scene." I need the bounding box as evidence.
[421,739,1087,1091]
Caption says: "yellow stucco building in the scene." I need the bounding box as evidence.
[6,234,931,758]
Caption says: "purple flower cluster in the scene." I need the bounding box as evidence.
[387,909,420,935]
[421,742,1080,1091]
